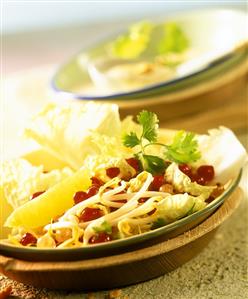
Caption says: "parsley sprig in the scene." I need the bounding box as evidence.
[165,130,201,163]
[123,111,164,174]
[123,110,201,174]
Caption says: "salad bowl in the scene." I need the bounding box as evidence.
[0,161,243,262]
[52,9,247,100]
[0,101,247,290]
[0,187,243,290]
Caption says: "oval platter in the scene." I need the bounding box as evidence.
[0,187,243,291]
[0,171,242,262]
[51,9,247,100]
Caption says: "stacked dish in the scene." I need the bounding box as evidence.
[52,9,248,121]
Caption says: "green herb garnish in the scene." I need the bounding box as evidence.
[137,110,158,142]
[123,131,140,148]
[165,130,201,164]
[93,221,112,234]
[142,154,166,175]
[123,110,201,174]
[123,110,163,174]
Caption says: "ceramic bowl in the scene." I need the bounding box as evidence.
[51,9,247,100]
[0,170,242,261]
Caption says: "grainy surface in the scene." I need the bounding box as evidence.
[0,192,247,299]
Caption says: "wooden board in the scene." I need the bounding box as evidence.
[0,188,243,291]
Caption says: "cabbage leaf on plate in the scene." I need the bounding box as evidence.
[165,162,215,199]
[0,158,73,209]
[24,102,121,170]
[156,192,207,223]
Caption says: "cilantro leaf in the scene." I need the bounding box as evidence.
[137,110,158,142]
[142,155,166,174]
[93,221,112,234]
[165,131,201,163]
[122,111,201,175]
[123,132,140,148]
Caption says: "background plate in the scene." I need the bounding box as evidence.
[52,9,247,99]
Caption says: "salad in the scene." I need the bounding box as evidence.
[1,103,246,248]
[87,21,191,91]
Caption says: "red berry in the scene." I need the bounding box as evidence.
[117,190,125,195]
[138,197,148,203]
[179,164,192,177]
[78,207,103,222]
[206,196,215,204]
[89,232,112,244]
[106,167,120,178]
[30,191,45,200]
[73,191,88,204]
[126,158,140,172]
[147,208,156,216]
[150,175,165,191]
[197,165,215,182]
[73,185,100,205]
[91,177,103,186]
[110,199,127,212]
[87,185,100,197]
[20,233,37,246]
[115,199,127,204]
[194,175,206,185]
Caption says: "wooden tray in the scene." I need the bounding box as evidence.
[0,188,243,291]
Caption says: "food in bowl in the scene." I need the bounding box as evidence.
[87,21,191,91]
[1,103,247,248]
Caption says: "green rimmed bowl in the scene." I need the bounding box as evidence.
[0,170,242,261]
[51,9,247,101]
